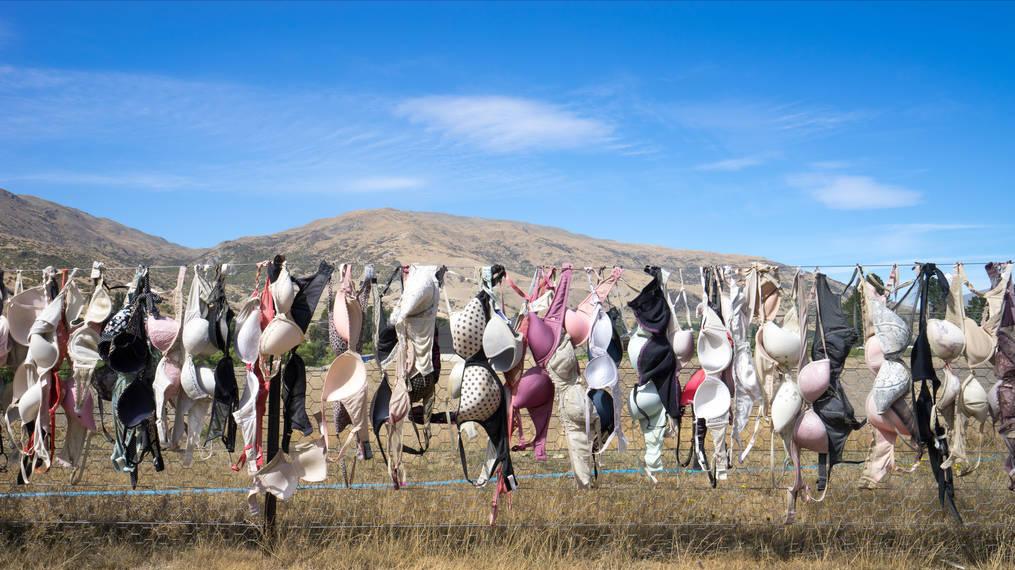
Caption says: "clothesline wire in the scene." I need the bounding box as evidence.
[1,259,1008,274]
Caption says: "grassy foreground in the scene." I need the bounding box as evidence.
[2,362,1013,568]
[2,522,1014,569]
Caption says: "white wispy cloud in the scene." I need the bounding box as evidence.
[868,223,985,258]
[395,95,614,153]
[655,100,870,138]
[694,155,767,172]
[347,176,425,192]
[787,173,922,209]
[8,171,195,190]
[1,66,615,201]
[809,160,850,170]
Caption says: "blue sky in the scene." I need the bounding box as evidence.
[1,2,1013,279]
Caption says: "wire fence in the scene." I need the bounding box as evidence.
[1,356,1012,554]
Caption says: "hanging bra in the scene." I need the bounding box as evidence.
[527,266,573,365]
[564,267,623,346]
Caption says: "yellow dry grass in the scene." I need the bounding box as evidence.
[2,361,1013,568]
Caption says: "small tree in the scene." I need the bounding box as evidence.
[966,295,986,324]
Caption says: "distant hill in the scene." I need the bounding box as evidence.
[198,207,769,273]
[1,190,784,305]
[194,207,782,303]
[0,188,201,272]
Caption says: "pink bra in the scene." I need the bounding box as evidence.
[527,266,573,366]
[564,267,623,346]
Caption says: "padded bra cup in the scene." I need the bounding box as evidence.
[588,311,614,358]
[527,316,555,364]
[629,284,670,335]
[636,335,676,386]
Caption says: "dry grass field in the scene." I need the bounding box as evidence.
[2,359,1013,568]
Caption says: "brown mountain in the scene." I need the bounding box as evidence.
[200,208,768,274]
[197,208,777,302]
[1,191,779,303]
[0,188,201,272]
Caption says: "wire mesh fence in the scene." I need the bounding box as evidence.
[1,355,1012,555]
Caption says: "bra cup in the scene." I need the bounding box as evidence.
[760,322,802,368]
[628,381,664,423]
[181,357,216,401]
[771,380,803,435]
[483,317,524,373]
[68,326,101,366]
[392,267,439,324]
[927,319,966,362]
[34,293,65,334]
[793,410,829,453]
[564,308,593,347]
[271,269,296,315]
[85,286,113,325]
[449,359,466,400]
[17,380,45,423]
[331,291,353,346]
[334,279,364,350]
[28,333,59,372]
[626,331,648,372]
[963,317,996,367]
[937,366,961,411]
[293,440,328,483]
[692,376,731,421]
[589,389,615,434]
[761,282,780,321]
[146,316,180,353]
[671,329,694,363]
[584,354,618,390]
[527,316,555,364]
[183,318,216,356]
[63,281,87,325]
[235,308,262,365]
[697,329,732,375]
[871,298,910,356]
[680,369,706,407]
[697,307,733,374]
[865,392,912,437]
[798,359,831,404]
[636,335,676,384]
[450,297,486,360]
[8,287,46,346]
[987,380,1001,420]
[235,368,259,419]
[154,356,182,407]
[959,374,989,423]
[258,316,305,357]
[864,336,884,374]
[514,366,555,409]
[871,359,911,414]
[457,364,501,423]
[875,321,910,357]
[323,352,367,403]
[587,310,614,358]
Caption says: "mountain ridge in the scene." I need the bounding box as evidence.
[0,190,777,297]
